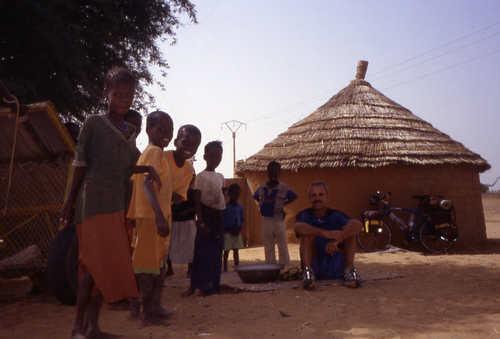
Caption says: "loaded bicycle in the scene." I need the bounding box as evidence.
[357,191,459,253]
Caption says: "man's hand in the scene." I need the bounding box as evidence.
[325,239,342,255]
[156,216,170,238]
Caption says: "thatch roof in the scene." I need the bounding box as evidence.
[236,61,490,174]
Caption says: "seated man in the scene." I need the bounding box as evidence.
[294,181,363,289]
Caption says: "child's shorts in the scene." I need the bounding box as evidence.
[223,233,244,251]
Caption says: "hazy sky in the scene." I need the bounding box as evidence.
[137,0,500,188]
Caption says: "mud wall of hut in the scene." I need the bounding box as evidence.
[240,165,486,251]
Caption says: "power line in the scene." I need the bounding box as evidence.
[370,31,500,83]
[369,20,500,77]
[381,49,500,91]
[244,87,342,124]
[244,21,500,128]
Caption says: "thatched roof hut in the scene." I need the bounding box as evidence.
[237,61,489,173]
[236,61,490,250]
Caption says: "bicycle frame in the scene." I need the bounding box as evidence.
[380,205,428,241]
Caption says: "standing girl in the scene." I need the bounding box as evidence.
[59,67,159,339]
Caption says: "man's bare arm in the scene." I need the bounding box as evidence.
[294,219,362,242]
[341,220,363,238]
[294,222,330,238]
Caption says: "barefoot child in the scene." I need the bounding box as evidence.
[253,161,297,265]
[164,125,202,277]
[59,67,161,339]
[223,183,245,272]
[127,110,174,326]
[182,141,226,297]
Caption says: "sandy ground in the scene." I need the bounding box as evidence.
[1,194,500,339]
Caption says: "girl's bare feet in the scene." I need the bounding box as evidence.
[153,304,174,319]
[198,289,210,297]
[181,287,195,298]
[141,312,168,327]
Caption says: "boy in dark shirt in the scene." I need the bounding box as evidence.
[223,184,245,272]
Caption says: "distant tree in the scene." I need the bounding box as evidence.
[0,0,197,121]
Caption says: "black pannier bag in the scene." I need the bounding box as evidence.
[422,198,458,242]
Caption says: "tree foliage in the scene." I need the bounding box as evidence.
[0,0,197,121]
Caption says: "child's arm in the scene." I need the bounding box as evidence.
[239,206,245,229]
[194,189,209,237]
[143,175,169,238]
[178,206,195,219]
[252,189,260,202]
[132,165,161,191]
[284,189,298,206]
[234,205,245,236]
[171,192,184,205]
[59,166,86,226]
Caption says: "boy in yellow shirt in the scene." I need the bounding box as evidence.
[127,111,173,326]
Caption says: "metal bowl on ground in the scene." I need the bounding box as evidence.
[235,263,284,283]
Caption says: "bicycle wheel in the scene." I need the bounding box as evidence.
[357,222,392,252]
[419,222,454,253]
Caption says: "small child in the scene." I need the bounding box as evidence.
[182,141,226,297]
[124,109,143,137]
[223,183,245,272]
[127,110,174,326]
[59,67,161,339]
[165,125,202,276]
[253,161,297,265]
[63,122,80,145]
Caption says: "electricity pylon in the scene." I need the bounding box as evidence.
[221,120,246,178]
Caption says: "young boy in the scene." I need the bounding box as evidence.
[223,183,245,272]
[124,109,143,137]
[164,125,202,276]
[127,110,174,326]
[253,161,297,265]
[182,141,226,297]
